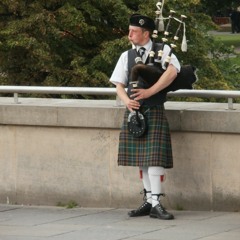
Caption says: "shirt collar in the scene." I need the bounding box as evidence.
[136,40,152,52]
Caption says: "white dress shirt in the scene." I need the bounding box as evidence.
[110,40,181,86]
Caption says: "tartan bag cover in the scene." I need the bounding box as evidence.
[118,105,173,168]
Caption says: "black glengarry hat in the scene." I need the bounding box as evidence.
[129,14,155,31]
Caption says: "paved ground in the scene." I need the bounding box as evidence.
[0,204,240,240]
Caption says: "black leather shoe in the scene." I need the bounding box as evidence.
[128,202,152,217]
[150,203,174,220]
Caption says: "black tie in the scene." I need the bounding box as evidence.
[138,47,146,58]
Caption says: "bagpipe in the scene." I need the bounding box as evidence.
[130,1,197,91]
[127,0,198,138]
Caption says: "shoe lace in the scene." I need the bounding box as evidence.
[157,203,166,212]
[152,193,167,211]
[155,194,173,215]
[140,189,151,201]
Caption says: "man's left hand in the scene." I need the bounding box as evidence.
[130,88,151,101]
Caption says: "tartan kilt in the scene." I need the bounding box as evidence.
[118,105,173,168]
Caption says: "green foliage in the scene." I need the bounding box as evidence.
[0,0,237,98]
[57,200,78,208]
[0,0,130,89]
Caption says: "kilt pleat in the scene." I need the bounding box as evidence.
[118,105,173,168]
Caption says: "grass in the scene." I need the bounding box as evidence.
[175,204,184,211]
[211,33,240,48]
[57,200,78,208]
[229,55,240,64]
[210,32,240,64]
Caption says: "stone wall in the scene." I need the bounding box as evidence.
[0,98,239,211]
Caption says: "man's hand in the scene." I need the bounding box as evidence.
[130,88,152,101]
[126,99,140,112]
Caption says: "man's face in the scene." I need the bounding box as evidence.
[128,25,149,46]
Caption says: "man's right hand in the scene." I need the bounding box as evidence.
[126,99,140,112]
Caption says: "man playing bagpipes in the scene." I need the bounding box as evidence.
[110,2,196,220]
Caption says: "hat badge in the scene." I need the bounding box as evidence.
[139,19,145,26]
